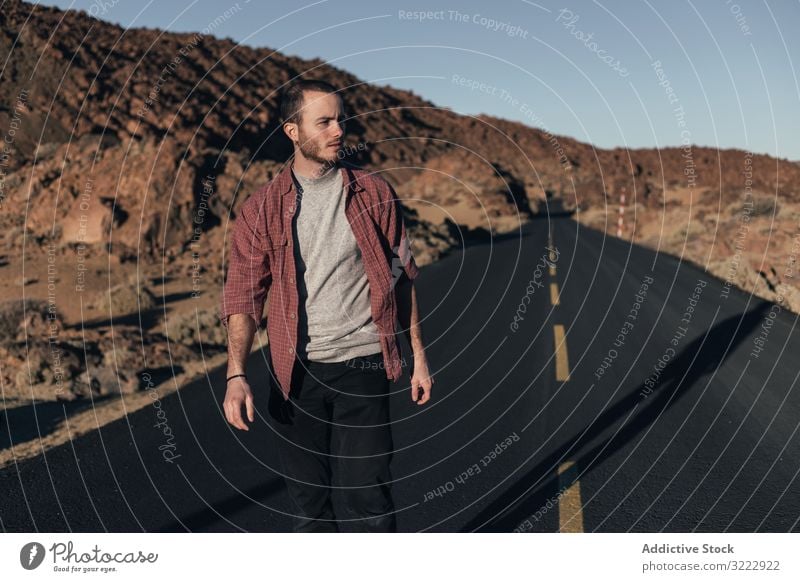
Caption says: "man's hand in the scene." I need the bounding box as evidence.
[411,353,434,405]
[224,377,255,431]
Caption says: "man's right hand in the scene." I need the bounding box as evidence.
[224,377,255,431]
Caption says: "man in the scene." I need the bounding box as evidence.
[218,79,433,533]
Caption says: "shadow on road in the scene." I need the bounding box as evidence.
[153,477,288,532]
[461,301,771,532]
[0,396,117,451]
[0,365,181,452]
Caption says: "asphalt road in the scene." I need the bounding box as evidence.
[2,212,799,532]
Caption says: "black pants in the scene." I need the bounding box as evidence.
[267,351,397,533]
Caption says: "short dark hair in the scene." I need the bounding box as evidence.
[279,79,342,125]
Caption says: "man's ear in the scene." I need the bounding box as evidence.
[282,121,298,143]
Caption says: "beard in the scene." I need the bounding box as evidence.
[297,128,340,165]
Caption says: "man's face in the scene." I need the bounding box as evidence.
[289,90,345,164]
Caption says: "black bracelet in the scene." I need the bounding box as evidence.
[227,373,247,383]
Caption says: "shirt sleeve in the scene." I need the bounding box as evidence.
[382,181,420,284]
[218,195,272,330]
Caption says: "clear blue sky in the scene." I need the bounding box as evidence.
[41,0,800,160]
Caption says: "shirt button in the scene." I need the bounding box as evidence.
[289,276,295,283]
[290,313,296,319]
[289,347,294,354]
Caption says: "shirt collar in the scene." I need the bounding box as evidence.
[277,159,364,198]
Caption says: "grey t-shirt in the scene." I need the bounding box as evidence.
[291,164,382,362]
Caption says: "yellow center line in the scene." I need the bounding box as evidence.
[557,461,584,533]
[549,264,556,276]
[553,324,570,381]
[550,282,560,306]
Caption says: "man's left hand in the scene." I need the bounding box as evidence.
[411,354,433,405]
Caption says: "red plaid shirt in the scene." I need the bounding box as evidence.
[218,161,420,400]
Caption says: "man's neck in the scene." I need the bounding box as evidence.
[292,157,338,181]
